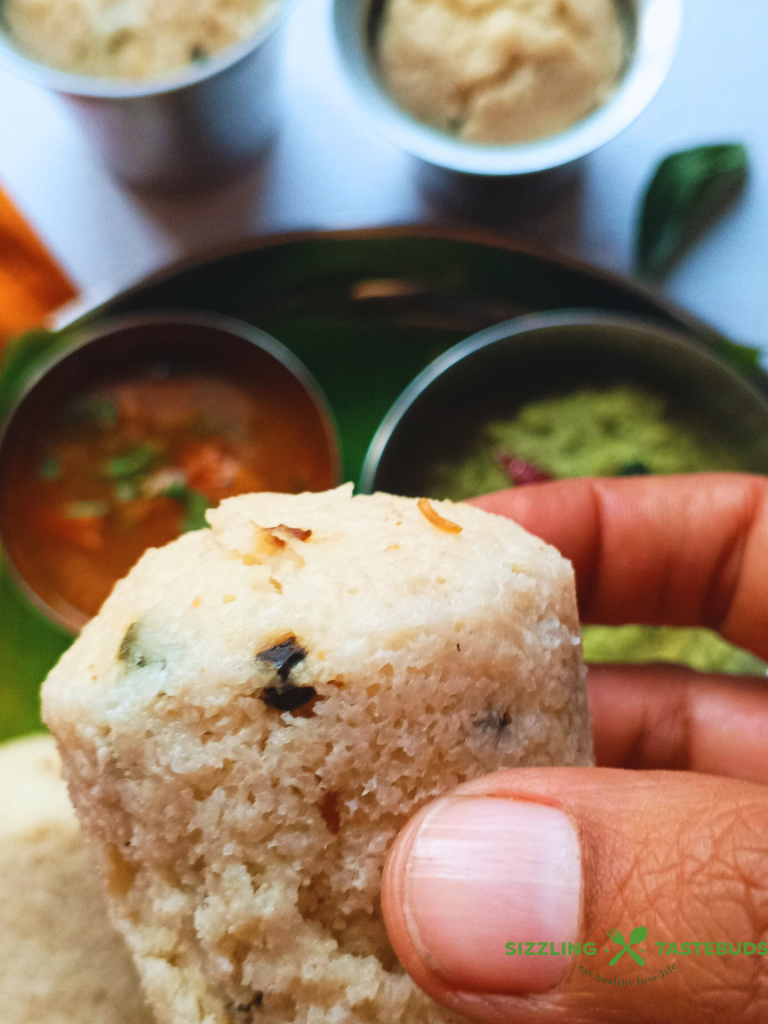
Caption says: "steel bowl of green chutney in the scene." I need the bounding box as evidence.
[360,310,768,677]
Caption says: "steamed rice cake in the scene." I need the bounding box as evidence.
[0,734,154,1024]
[43,485,591,1024]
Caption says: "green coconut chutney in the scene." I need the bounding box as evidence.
[431,386,766,677]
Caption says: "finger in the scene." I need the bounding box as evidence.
[471,474,768,660]
[382,768,768,1024]
[588,664,768,783]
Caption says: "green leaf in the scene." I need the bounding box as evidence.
[103,444,155,480]
[63,393,117,430]
[582,624,767,676]
[0,560,72,742]
[636,144,748,281]
[0,328,75,424]
[39,457,61,481]
[712,336,762,376]
[164,484,211,533]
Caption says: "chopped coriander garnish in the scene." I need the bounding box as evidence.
[63,394,117,429]
[164,483,211,533]
[39,457,61,481]
[103,444,155,480]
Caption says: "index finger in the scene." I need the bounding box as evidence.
[471,473,768,660]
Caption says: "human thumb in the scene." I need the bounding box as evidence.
[381,768,768,1024]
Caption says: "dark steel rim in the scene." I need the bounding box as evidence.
[0,309,342,633]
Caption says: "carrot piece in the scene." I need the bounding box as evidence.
[176,439,240,500]
[37,509,105,550]
[417,498,462,534]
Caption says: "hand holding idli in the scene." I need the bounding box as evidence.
[382,474,768,1023]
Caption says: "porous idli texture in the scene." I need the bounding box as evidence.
[43,485,591,1024]
[0,734,154,1024]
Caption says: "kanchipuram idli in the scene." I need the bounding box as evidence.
[3,0,279,79]
[378,0,625,144]
[43,485,592,1024]
[0,734,154,1024]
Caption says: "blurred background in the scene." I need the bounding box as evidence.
[0,0,766,359]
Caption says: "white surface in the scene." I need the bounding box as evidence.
[0,0,766,357]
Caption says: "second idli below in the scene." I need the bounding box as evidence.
[0,734,154,1024]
